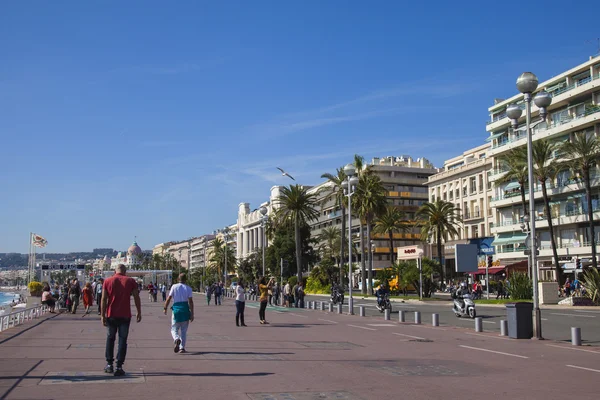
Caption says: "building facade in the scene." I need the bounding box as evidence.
[486,56,600,280]
[190,235,216,270]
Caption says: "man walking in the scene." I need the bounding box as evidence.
[68,279,81,314]
[101,264,141,377]
[95,278,103,315]
[163,273,194,353]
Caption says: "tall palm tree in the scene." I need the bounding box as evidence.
[374,206,409,268]
[415,200,461,283]
[275,184,320,282]
[528,139,563,284]
[321,167,347,284]
[497,147,529,219]
[357,173,387,294]
[209,238,237,280]
[353,154,369,294]
[560,132,600,270]
[318,226,341,264]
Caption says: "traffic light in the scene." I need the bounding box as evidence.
[487,255,493,269]
[576,258,582,269]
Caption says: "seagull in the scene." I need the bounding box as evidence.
[276,167,296,181]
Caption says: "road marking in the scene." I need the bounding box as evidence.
[574,310,600,314]
[318,319,338,324]
[367,324,396,327]
[392,332,426,340]
[546,344,600,354]
[566,364,600,373]
[289,313,308,318]
[464,332,511,340]
[347,324,377,331]
[541,318,548,321]
[458,345,529,359]
[457,319,496,324]
[549,313,595,318]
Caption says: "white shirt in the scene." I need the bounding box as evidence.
[284,284,290,295]
[236,285,245,302]
[169,283,193,303]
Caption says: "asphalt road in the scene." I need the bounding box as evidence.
[304,294,600,345]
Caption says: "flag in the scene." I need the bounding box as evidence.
[32,234,48,248]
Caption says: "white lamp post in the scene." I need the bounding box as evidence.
[506,72,552,340]
[342,164,359,315]
[259,206,269,276]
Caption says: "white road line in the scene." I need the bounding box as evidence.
[347,324,377,331]
[464,332,511,340]
[457,319,496,324]
[549,312,595,318]
[392,332,426,340]
[574,310,600,314]
[367,324,396,327]
[566,364,600,373]
[318,318,338,324]
[458,345,529,359]
[289,313,308,318]
[541,318,548,321]
[546,344,600,354]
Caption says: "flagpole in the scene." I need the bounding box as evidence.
[28,232,32,285]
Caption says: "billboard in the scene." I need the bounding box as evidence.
[468,237,495,255]
[455,244,478,273]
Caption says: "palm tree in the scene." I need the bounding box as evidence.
[318,226,341,265]
[497,147,529,219]
[415,200,461,283]
[560,132,600,270]
[321,167,347,284]
[275,184,320,282]
[374,206,409,268]
[209,238,237,281]
[357,173,387,294]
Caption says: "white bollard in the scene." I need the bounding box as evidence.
[384,309,390,320]
[571,327,582,346]
[360,306,365,317]
[399,310,405,322]
[348,298,354,315]
[329,303,334,312]
[500,320,508,336]
[475,317,483,332]
[320,302,325,311]
[337,303,343,314]
[414,311,421,324]
[432,313,439,327]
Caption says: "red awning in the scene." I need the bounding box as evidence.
[469,267,505,275]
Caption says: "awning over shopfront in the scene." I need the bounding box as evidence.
[470,266,505,275]
[491,232,527,246]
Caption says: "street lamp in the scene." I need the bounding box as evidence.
[259,206,269,276]
[370,240,376,294]
[342,163,359,315]
[507,72,552,340]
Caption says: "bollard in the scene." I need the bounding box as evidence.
[432,313,439,327]
[311,301,315,309]
[359,305,365,317]
[500,320,508,336]
[320,301,325,311]
[475,317,483,332]
[571,327,582,346]
[337,303,343,314]
[414,311,421,324]
[329,303,334,312]
[384,309,390,320]
[349,298,354,315]
[399,310,405,323]
[309,301,313,309]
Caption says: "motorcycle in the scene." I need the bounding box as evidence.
[452,292,476,318]
[331,289,344,305]
[376,293,392,313]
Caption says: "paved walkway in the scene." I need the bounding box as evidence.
[0,293,597,399]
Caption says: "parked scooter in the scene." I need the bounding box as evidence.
[452,291,476,318]
[376,293,392,313]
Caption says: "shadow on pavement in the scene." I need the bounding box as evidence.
[0,313,61,345]
[185,351,294,356]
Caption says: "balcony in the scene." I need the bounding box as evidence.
[464,211,482,221]
[328,210,341,219]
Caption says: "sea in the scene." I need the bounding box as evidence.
[0,292,20,305]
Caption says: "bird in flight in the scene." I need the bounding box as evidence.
[277,167,295,181]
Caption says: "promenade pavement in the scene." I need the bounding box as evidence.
[0,293,597,400]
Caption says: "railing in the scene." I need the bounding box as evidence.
[491,172,600,202]
[0,304,50,332]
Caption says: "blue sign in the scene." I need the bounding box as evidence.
[468,237,495,256]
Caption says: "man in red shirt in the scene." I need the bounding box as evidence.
[101,264,141,376]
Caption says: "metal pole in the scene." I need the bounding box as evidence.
[280,258,283,304]
[486,261,490,300]
[224,232,228,288]
[348,182,353,315]
[262,223,266,277]
[525,93,542,339]
[418,256,423,301]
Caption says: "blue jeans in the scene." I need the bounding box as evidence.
[105,317,131,367]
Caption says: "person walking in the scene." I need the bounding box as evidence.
[95,278,103,315]
[68,279,81,314]
[283,281,290,307]
[101,264,142,377]
[163,273,194,354]
[258,276,275,324]
[296,280,305,308]
[235,279,247,327]
[206,285,212,306]
[161,284,167,302]
[496,280,504,300]
[82,282,94,314]
[292,281,300,308]
[214,283,222,306]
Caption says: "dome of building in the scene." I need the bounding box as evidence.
[127,241,142,256]
[103,255,111,265]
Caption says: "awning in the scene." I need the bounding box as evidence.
[504,182,520,191]
[567,193,585,199]
[471,267,506,275]
[545,82,566,92]
[492,232,528,246]
[485,131,507,142]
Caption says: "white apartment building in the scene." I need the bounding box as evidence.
[486,55,600,280]
[166,240,193,271]
[190,235,216,270]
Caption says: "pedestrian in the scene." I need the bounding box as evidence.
[161,284,167,302]
[101,264,142,377]
[206,285,212,306]
[96,278,103,315]
[82,282,94,314]
[214,283,222,306]
[292,281,300,308]
[258,276,275,324]
[268,285,273,305]
[163,273,194,354]
[41,284,56,313]
[296,280,305,308]
[147,283,154,302]
[68,279,81,314]
[235,279,247,327]
[496,280,504,300]
[283,281,290,307]
[273,282,280,306]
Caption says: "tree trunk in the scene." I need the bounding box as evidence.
[520,184,528,218]
[340,205,346,286]
[367,222,373,295]
[584,168,597,269]
[542,182,563,285]
[389,232,394,267]
[294,215,302,283]
[437,230,444,283]
[360,223,366,294]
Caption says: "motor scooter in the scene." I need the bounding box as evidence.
[452,292,476,318]
[375,293,392,313]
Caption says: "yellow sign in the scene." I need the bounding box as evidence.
[400,192,411,197]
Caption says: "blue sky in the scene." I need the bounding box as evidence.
[1,0,598,253]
